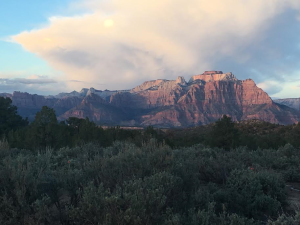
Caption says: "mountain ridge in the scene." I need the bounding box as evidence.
[2,71,300,127]
[274,98,300,111]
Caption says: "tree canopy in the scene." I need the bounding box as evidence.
[0,97,28,137]
[206,115,239,150]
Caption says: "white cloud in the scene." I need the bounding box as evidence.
[257,80,283,95]
[12,0,300,94]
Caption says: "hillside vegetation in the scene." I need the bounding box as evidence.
[1,97,300,224]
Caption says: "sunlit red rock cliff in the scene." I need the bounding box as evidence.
[5,71,300,127]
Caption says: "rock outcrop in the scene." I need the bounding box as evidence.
[6,71,300,127]
[189,71,238,83]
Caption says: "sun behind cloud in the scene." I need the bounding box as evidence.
[103,19,114,28]
[44,38,52,42]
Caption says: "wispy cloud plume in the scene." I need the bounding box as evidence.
[0,76,62,94]
[0,76,57,85]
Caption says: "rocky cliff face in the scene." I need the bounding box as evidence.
[12,92,56,108]
[53,96,82,116]
[108,71,298,127]
[11,92,57,120]
[110,78,186,109]
[59,93,128,124]
[10,92,82,121]
[7,71,300,127]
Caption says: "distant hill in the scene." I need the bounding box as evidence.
[274,98,300,111]
[0,93,12,98]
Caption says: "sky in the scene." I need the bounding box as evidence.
[1,0,300,98]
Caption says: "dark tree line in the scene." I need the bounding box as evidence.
[164,115,300,151]
[0,97,28,138]
[2,96,300,152]
[2,102,159,150]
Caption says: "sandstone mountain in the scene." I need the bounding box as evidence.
[4,71,300,127]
